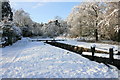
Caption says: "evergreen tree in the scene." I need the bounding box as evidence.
[0,1,2,21]
[1,1,13,21]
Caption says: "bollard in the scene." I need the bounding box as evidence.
[109,48,114,63]
[91,46,95,60]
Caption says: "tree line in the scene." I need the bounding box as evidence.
[67,2,120,41]
[13,2,120,41]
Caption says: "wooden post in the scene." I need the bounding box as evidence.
[46,40,48,43]
[52,39,55,42]
[118,51,120,55]
[80,47,83,54]
[91,46,95,60]
[118,29,120,42]
[109,48,114,63]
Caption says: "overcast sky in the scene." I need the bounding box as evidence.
[10,2,80,23]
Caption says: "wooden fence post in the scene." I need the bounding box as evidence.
[109,48,114,63]
[52,39,55,42]
[80,47,83,54]
[118,51,120,55]
[91,46,95,60]
[46,40,48,43]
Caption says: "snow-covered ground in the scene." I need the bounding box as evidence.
[57,40,118,53]
[0,38,119,78]
[56,39,119,60]
[29,37,119,59]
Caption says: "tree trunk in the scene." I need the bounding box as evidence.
[95,29,98,41]
[118,29,120,42]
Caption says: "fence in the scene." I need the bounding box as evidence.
[46,41,120,69]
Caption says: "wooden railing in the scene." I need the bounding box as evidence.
[46,41,120,70]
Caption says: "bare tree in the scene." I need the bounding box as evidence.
[67,2,119,41]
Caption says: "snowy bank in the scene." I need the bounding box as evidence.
[0,38,118,78]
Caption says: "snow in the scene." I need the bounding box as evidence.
[0,41,6,45]
[12,26,22,36]
[57,40,118,53]
[0,38,118,78]
[29,37,54,41]
[82,52,119,60]
[56,39,119,59]
[0,37,6,45]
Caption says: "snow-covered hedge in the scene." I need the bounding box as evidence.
[0,21,22,46]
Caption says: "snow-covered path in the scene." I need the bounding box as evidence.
[0,38,118,78]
